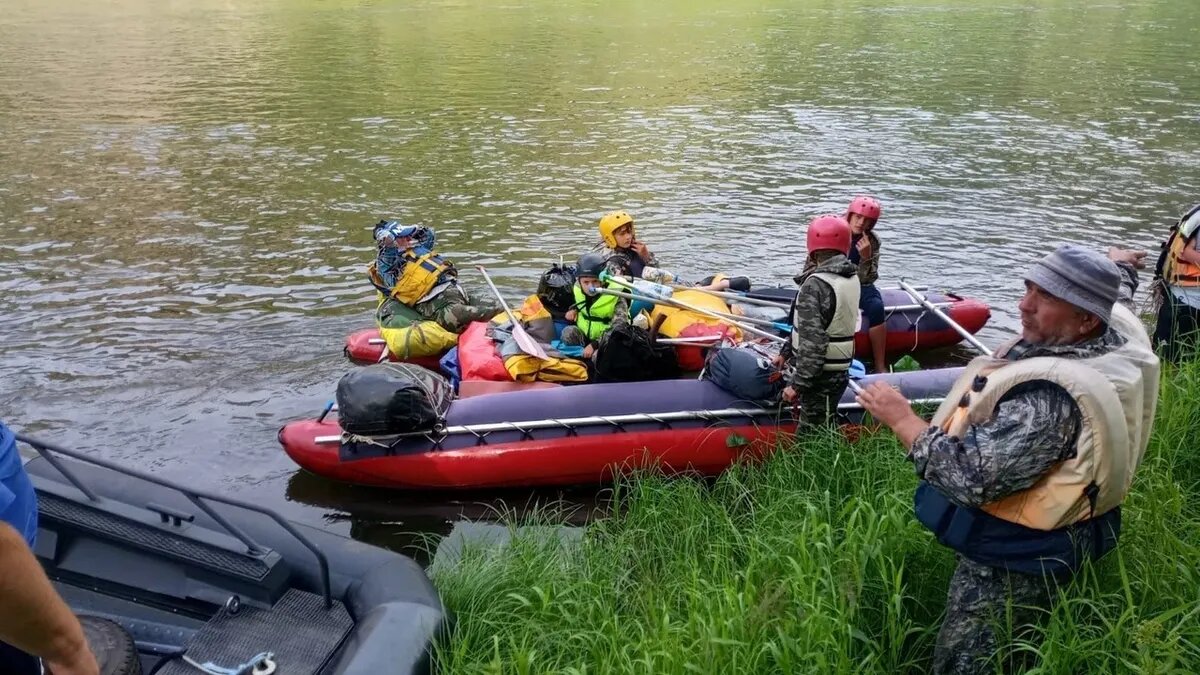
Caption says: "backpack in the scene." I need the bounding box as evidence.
[592,316,680,383]
[537,263,577,318]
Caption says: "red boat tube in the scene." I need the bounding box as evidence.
[280,368,962,490]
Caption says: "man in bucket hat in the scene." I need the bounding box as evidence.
[857,245,1158,674]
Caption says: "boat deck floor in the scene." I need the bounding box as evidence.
[156,589,352,674]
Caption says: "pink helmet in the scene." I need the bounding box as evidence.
[806,214,852,255]
[846,195,882,221]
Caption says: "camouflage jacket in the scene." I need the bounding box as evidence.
[908,262,1140,509]
[593,240,660,279]
[780,253,859,391]
[850,231,881,285]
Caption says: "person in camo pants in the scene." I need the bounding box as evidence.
[857,245,1156,674]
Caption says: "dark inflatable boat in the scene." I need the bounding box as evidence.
[17,433,445,674]
[279,368,963,491]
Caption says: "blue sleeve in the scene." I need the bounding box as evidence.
[0,426,38,548]
[376,248,402,289]
[0,481,14,522]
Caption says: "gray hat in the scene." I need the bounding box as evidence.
[1023,244,1120,324]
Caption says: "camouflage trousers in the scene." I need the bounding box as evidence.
[560,325,589,346]
[791,371,849,429]
[413,285,500,334]
[933,556,1054,674]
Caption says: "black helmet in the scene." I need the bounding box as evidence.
[576,252,608,279]
[537,263,577,314]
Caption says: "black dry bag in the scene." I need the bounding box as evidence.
[336,362,454,436]
[537,263,577,317]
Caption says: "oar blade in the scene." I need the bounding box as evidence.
[513,324,550,360]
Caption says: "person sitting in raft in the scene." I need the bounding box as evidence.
[594,210,749,292]
[1153,203,1200,361]
[367,220,500,334]
[845,195,888,373]
[777,214,861,427]
[560,252,627,359]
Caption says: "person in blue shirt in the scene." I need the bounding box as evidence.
[0,422,98,675]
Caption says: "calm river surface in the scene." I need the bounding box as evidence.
[2,0,1198,554]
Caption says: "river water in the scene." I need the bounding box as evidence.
[2,0,1198,554]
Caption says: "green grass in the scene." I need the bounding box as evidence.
[429,360,1200,674]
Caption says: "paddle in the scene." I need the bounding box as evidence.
[476,265,550,360]
[663,283,790,309]
[600,286,788,344]
[614,275,958,317]
[898,279,993,356]
[602,275,794,334]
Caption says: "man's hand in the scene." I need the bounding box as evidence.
[0,524,99,675]
[856,236,872,260]
[583,344,595,359]
[44,643,100,675]
[632,241,652,262]
[855,380,929,450]
[565,309,577,321]
[1107,247,1147,269]
[781,385,797,403]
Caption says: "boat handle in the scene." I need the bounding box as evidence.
[146,502,196,527]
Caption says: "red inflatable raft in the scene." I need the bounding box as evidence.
[344,288,990,367]
[280,368,962,490]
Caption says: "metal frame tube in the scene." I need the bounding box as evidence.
[313,396,948,444]
[16,434,335,609]
[600,287,787,343]
[898,279,993,356]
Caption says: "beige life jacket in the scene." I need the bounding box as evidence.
[929,303,1159,530]
[806,271,861,372]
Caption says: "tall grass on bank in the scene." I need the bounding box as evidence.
[430,361,1200,674]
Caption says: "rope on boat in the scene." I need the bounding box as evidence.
[182,651,276,675]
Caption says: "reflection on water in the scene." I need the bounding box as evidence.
[2,0,1198,548]
[285,470,602,563]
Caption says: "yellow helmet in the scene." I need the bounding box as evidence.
[598,210,635,249]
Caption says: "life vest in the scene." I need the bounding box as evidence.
[572,284,619,341]
[1163,230,1200,287]
[368,249,453,305]
[367,261,391,295]
[795,272,860,372]
[917,303,1159,574]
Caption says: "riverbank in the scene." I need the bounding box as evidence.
[429,359,1200,673]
